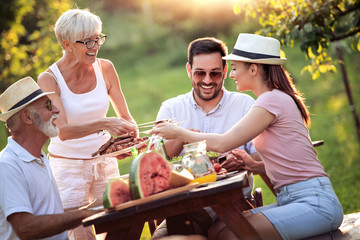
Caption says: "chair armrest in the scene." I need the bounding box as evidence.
[312,140,324,147]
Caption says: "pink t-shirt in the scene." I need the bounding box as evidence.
[252,89,327,189]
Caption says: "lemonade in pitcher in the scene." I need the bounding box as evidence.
[182,140,216,185]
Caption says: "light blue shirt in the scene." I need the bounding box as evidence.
[156,88,256,197]
[0,138,68,240]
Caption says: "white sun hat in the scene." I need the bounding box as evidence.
[223,33,287,65]
[0,76,54,122]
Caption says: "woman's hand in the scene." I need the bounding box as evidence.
[229,149,265,174]
[105,117,137,136]
[150,122,183,140]
[221,153,245,172]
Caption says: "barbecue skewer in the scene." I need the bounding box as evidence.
[136,118,175,127]
[139,121,184,134]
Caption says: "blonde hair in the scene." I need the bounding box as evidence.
[55,8,102,47]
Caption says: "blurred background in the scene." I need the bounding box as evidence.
[1,0,359,237]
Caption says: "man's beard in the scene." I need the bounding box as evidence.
[194,83,223,101]
[31,111,59,138]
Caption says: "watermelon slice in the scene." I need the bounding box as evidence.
[129,151,172,199]
[103,178,132,208]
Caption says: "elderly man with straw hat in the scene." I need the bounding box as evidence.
[0,77,100,240]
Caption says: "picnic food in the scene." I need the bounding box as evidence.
[169,169,194,188]
[103,178,131,208]
[91,132,149,158]
[213,163,228,175]
[207,151,219,162]
[129,151,172,199]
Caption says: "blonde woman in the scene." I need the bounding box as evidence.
[151,33,343,240]
[38,9,137,240]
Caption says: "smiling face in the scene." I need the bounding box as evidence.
[229,61,253,92]
[188,52,227,103]
[71,33,103,64]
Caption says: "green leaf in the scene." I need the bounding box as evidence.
[304,23,313,32]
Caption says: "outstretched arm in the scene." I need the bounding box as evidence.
[151,106,275,153]
[7,208,100,240]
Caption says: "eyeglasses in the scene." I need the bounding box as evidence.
[27,99,53,111]
[192,70,223,81]
[75,35,107,49]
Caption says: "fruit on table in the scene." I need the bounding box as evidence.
[129,151,172,199]
[169,169,194,188]
[103,178,132,208]
[213,163,228,175]
[213,163,221,172]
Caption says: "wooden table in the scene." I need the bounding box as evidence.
[83,171,262,240]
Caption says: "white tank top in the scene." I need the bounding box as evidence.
[48,60,111,159]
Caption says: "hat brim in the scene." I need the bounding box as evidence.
[223,54,286,65]
[0,91,54,122]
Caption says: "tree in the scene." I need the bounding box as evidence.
[232,0,360,143]
[0,0,72,93]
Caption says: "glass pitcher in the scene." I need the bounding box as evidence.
[182,140,216,184]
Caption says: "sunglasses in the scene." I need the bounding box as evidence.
[192,70,223,81]
[75,35,107,49]
[27,99,53,111]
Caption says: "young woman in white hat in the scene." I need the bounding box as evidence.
[151,33,343,240]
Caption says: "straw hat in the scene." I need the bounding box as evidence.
[223,33,286,65]
[0,77,54,122]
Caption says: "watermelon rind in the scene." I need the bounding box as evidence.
[102,178,130,208]
[129,151,146,199]
[129,150,171,200]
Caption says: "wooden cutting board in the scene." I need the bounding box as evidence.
[105,183,199,212]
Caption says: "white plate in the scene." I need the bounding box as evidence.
[216,171,239,180]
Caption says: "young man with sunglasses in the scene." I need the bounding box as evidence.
[153,37,261,238]
[0,77,101,240]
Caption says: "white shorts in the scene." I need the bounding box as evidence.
[49,156,120,209]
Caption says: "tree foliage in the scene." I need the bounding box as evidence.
[233,0,360,79]
[0,0,72,92]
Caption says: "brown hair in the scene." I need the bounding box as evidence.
[255,63,311,126]
[188,37,228,69]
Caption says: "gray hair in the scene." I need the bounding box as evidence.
[5,109,39,132]
[55,8,102,46]
[27,108,42,127]
[5,111,22,132]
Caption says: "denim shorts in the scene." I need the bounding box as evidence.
[250,177,343,240]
